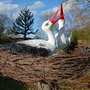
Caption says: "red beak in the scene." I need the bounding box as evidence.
[49,9,60,24]
[60,3,64,19]
[49,3,64,24]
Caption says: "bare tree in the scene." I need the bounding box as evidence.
[0,19,4,39]
[64,0,90,30]
[0,13,13,39]
[5,13,14,37]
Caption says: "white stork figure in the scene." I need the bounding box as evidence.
[9,8,60,56]
[55,3,71,50]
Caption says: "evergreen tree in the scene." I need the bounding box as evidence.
[12,7,38,39]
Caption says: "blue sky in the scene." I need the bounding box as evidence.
[0,0,89,38]
[0,0,63,28]
[0,0,89,24]
[0,0,62,17]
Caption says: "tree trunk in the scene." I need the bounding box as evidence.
[38,81,58,90]
[24,33,26,40]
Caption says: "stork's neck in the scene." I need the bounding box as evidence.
[47,30,56,46]
[57,19,66,44]
[58,19,64,31]
[58,20,64,36]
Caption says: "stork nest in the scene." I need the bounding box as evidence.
[0,42,90,83]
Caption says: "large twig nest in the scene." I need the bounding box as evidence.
[0,42,90,83]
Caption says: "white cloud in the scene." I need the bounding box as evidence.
[28,1,45,9]
[27,1,45,15]
[0,2,19,11]
[12,1,45,19]
[0,1,20,20]
[0,1,45,19]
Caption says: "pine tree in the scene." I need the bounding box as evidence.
[12,7,38,39]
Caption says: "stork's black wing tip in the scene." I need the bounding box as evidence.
[9,43,49,57]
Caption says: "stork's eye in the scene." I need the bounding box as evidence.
[45,23,49,26]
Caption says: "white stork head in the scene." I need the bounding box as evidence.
[41,8,60,33]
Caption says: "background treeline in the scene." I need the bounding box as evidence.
[1,23,90,45]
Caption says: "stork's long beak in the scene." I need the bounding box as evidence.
[59,3,64,19]
[49,3,64,24]
[49,9,60,24]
